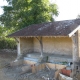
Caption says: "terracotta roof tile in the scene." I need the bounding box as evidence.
[8,19,80,37]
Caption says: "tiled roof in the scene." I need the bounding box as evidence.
[8,19,80,37]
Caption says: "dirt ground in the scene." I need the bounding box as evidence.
[0,49,17,80]
[0,50,55,80]
[0,49,30,80]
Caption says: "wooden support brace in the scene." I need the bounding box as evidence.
[14,38,19,43]
[36,37,43,57]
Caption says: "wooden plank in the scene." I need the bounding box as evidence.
[32,63,46,73]
[31,65,36,73]
[45,63,66,70]
[56,64,66,70]
[41,64,45,69]
[24,60,36,65]
[45,63,56,69]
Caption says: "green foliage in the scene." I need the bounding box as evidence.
[0,26,3,36]
[0,0,58,30]
[0,0,58,49]
[0,25,14,37]
[0,25,16,49]
[0,25,7,36]
[0,38,16,49]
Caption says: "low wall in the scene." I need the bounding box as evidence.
[24,60,66,73]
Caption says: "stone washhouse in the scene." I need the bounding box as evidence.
[8,19,80,76]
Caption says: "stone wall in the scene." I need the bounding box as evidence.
[33,38,41,52]
[34,37,72,56]
[78,30,80,58]
[20,37,72,56]
[20,37,33,54]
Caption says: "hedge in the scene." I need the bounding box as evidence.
[0,38,17,49]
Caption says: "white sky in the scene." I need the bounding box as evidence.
[50,0,80,21]
[0,0,80,21]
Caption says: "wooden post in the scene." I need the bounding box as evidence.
[39,37,43,57]
[36,37,43,57]
[71,33,79,78]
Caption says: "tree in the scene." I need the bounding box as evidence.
[0,0,58,30]
[0,25,16,49]
[0,25,14,37]
[77,14,80,19]
[0,26,3,37]
[0,26,6,37]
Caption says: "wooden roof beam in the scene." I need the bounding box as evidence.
[69,25,80,37]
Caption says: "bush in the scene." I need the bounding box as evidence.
[0,38,17,49]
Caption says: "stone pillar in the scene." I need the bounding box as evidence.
[14,38,21,61]
[71,33,79,78]
[16,38,21,56]
[78,30,80,58]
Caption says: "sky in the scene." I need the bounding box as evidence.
[0,0,8,14]
[0,0,80,21]
[50,0,80,21]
